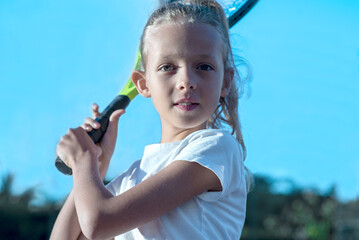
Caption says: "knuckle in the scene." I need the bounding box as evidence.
[83,124,91,131]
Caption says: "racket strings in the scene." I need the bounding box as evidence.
[162,0,255,27]
[217,0,249,18]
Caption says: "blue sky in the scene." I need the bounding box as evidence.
[0,0,358,203]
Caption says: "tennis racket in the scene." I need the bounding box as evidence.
[55,0,260,175]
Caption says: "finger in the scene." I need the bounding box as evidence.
[83,117,101,130]
[56,132,73,168]
[92,103,100,119]
[83,123,92,132]
[56,145,71,169]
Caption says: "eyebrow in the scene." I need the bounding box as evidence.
[159,53,218,61]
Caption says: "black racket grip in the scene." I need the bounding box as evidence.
[55,95,131,175]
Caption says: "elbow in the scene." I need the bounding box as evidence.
[79,212,106,240]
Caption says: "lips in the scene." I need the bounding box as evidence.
[174,98,199,111]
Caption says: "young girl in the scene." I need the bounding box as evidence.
[51,0,249,239]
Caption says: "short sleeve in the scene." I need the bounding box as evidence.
[105,160,142,196]
[173,130,244,202]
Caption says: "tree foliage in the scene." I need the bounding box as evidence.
[241,175,356,240]
[0,173,60,240]
[0,173,357,239]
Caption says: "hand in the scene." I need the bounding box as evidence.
[56,126,102,172]
[82,103,125,179]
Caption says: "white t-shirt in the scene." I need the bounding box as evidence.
[106,129,247,239]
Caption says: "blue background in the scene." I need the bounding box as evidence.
[0,0,358,203]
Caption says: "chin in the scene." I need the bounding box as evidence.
[175,120,207,131]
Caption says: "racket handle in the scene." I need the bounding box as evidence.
[55,95,131,175]
[55,156,73,175]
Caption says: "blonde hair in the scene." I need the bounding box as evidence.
[140,0,247,159]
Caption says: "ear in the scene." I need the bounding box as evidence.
[131,70,151,98]
[221,68,234,97]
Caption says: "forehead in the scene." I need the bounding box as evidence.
[144,23,224,61]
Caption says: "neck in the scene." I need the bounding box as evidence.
[160,123,207,143]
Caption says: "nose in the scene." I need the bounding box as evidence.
[176,68,197,91]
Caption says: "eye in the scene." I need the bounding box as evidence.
[197,63,214,71]
[159,64,176,72]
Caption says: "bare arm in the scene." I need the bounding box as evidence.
[55,110,221,239]
[50,106,121,240]
[71,157,221,240]
[50,190,82,240]
[50,180,116,240]
[49,164,115,240]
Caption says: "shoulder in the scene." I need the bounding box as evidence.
[181,129,242,155]
[175,129,245,200]
[175,129,244,179]
[187,128,235,139]
[190,129,237,141]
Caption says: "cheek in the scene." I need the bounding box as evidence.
[206,73,224,98]
[147,78,172,107]
[201,84,221,111]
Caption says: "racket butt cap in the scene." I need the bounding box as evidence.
[55,156,73,175]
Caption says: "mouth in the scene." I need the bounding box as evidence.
[174,99,199,111]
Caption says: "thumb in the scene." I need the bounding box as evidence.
[97,109,125,161]
[109,109,126,123]
[105,109,126,141]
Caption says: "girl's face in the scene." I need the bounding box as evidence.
[141,23,232,140]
